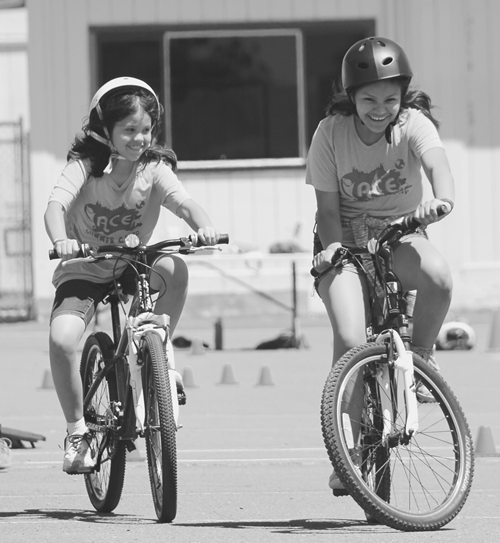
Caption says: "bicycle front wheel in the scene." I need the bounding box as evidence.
[80,332,127,513]
[141,331,178,523]
[321,342,474,531]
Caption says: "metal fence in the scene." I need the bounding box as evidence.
[0,120,35,322]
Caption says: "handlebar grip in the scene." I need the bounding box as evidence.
[193,233,230,247]
[401,203,450,231]
[48,244,89,260]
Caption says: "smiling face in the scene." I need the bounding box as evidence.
[353,79,403,143]
[110,104,153,162]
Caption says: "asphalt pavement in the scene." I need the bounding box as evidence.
[0,312,499,542]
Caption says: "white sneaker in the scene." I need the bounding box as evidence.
[0,438,13,470]
[173,370,186,405]
[63,432,96,474]
[415,380,436,403]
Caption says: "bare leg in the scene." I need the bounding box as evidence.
[318,266,368,486]
[317,266,369,364]
[49,314,86,423]
[150,254,189,334]
[394,236,452,350]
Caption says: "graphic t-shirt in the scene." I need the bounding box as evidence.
[305,108,444,245]
[48,159,191,287]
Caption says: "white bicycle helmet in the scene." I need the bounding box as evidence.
[436,321,476,351]
[87,77,160,147]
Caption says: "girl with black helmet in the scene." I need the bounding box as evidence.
[307,37,455,494]
[44,77,220,474]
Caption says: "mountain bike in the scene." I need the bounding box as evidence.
[49,233,228,522]
[313,209,474,531]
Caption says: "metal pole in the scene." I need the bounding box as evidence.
[292,261,299,348]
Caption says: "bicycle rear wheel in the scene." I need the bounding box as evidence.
[80,332,127,513]
[141,331,177,523]
[321,342,474,531]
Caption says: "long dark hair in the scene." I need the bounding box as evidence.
[325,78,440,130]
[68,88,177,176]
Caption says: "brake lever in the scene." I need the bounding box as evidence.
[178,245,223,255]
[61,253,113,267]
[61,256,97,267]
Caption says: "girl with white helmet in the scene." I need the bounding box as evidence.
[307,37,455,494]
[45,77,220,474]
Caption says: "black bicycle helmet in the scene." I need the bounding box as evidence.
[342,37,413,94]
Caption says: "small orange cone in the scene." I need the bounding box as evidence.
[190,336,206,355]
[475,425,498,456]
[487,309,500,350]
[256,364,275,386]
[218,363,238,385]
[39,369,54,390]
[182,366,198,388]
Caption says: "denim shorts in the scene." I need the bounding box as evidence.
[50,279,116,327]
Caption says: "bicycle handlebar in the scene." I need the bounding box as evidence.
[377,203,450,246]
[48,233,230,261]
[311,202,451,277]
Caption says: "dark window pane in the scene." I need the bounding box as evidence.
[97,38,162,100]
[169,34,299,160]
[303,22,375,146]
[95,21,374,163]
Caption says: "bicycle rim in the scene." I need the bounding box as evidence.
[80,332,126,513]
[142,331,178,523]
[321,343,474,531]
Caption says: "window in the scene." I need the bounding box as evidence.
[94,20,374,168]
[166,30,303,162]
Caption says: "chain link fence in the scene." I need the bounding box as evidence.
[0,120,34,322]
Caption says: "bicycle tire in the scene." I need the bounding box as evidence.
[80,332,127,513]
[321,342,474,531]
[361,370,391,523]
[141,331,177,523]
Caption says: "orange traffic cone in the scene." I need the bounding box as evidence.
[182,366,198,388]
[475,425,498,456]
[39,369,54,390]
[218,363,238,385]
[256,364,275,386]
[487,309,500,350]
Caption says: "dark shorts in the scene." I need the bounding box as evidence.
[50,256,157,326]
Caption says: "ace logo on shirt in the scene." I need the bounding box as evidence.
[84,201,144,235]
[340,163,410,201]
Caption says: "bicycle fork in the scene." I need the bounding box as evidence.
[375,329,419,443]
[127,313,180,432]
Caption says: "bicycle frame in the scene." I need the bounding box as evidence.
[83,276,181,453]
[317,219,430,445]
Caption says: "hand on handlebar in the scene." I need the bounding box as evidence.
[413,199,453,227]
[53,238,81,261]
[195,227,220,247]
[312,243,342,274]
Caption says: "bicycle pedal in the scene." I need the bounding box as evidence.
[178,391,187,405]
[332,489,349,497]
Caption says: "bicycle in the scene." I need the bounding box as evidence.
[49,232,229,522]
[313,209,474,531]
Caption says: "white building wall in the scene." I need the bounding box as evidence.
[25,0,500,313]
[0,8,29,125]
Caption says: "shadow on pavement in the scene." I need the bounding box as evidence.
[174,517,399,534]
[0,508,153,524]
